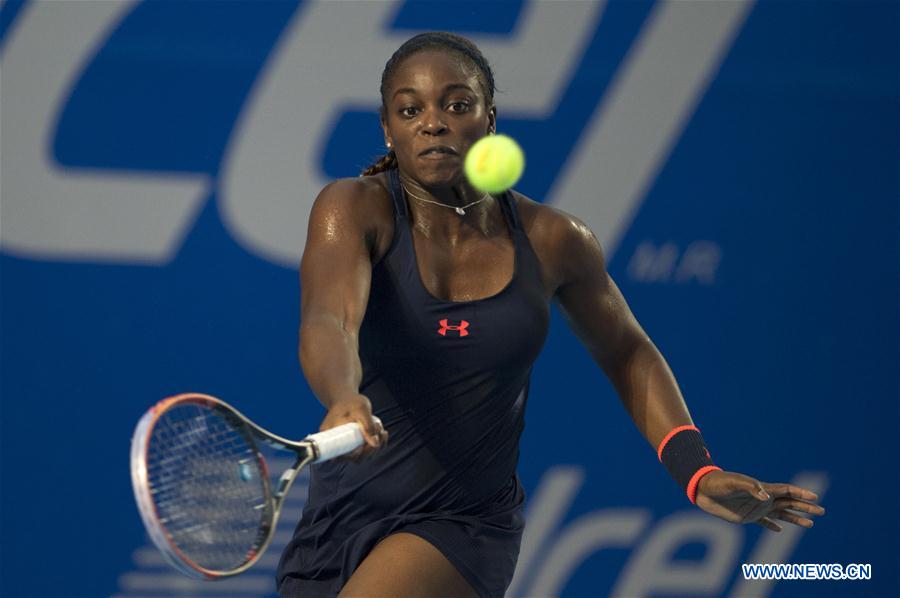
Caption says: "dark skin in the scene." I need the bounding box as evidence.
[299,50,824,597]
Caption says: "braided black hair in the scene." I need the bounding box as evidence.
[361,32,496,176]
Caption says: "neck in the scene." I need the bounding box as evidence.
[398,172,486,208]
[397,172,498,240]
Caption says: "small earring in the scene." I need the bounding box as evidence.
[386,141,392,149]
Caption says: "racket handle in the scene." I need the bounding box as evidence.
[305,422,365,462]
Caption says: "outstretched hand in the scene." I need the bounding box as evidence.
[694,470,825,532]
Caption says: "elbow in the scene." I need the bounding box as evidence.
[298,335,314,370]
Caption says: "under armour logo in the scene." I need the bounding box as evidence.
[437,319,470,337]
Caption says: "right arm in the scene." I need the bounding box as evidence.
[299,179,388,454]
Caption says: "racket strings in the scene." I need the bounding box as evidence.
[146,404,272,572]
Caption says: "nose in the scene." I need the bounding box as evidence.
[420,110,447,136]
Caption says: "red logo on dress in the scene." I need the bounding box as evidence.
[437,319,470,337]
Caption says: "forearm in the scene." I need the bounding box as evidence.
[606,339,694,449]
[299,317,363,409]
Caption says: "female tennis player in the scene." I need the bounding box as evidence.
[276,32,825,598]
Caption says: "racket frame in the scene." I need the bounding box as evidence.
[130,393,314,580]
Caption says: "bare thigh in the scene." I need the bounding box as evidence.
[339,532,478,598]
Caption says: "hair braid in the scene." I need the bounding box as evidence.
[361,150,398,176]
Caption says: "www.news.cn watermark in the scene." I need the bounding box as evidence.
[742,563,872,581]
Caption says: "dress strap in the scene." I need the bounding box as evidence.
[387,169,408,219]
[497,192,522,233]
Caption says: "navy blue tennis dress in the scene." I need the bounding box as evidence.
[277,169,550,597]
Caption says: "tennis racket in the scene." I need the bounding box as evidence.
[130,392,371,580]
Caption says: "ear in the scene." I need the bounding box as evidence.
[380,110,393,149]
[487,105,497,135]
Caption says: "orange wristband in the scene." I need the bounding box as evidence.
[657,425,720,503]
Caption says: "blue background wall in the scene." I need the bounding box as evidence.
[1,1,897,596]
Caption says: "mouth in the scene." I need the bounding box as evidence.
[418,145,458,158]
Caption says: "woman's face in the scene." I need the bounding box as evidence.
[382,50,496,189]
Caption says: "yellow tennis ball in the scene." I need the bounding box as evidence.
[464,134,525,194]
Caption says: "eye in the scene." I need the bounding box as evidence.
[448,101,470,113]
[399,106,419,118]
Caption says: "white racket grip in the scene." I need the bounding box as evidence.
[306,422,365,462]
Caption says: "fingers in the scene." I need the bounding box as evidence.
[320,394,388,460]
[352,414,388,460]
[765,497,825,529]
[363,415,389,449]
[756,516,783,533]
[770,509,815,528]
[356,410,380,447]
[750,482,825,531]
[762,482,819,502]
[728,476,771,501]
[773,497,826,517]
[752,481,771,501]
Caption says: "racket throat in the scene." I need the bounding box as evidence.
[274,455,311,500]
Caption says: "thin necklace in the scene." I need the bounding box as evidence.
[401,183,490,216]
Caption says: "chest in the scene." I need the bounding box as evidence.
[410,229,516,303]
[362,221,550,377]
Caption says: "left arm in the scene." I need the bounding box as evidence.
[551,214,824,531]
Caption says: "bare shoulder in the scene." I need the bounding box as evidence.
[512,192,599,249]
[510,191,607,294]
[309,174,394,261]
[311,174,393,225]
